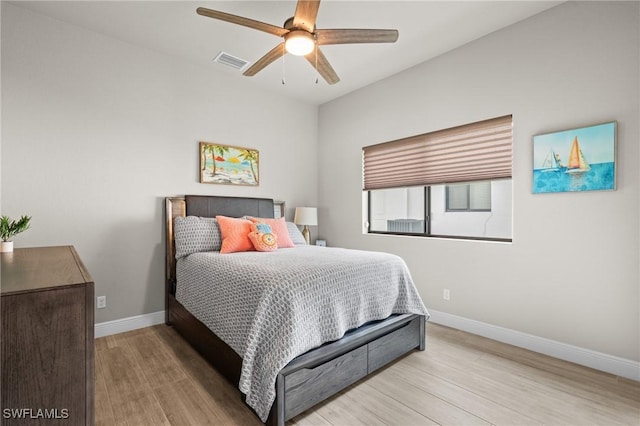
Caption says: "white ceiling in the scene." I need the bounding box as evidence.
[8,1,562,105]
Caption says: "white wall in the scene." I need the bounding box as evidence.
[1,4,318,323]
[318,1,639,362]
[431,180,512,239]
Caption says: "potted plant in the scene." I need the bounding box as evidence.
[0,215,31,253]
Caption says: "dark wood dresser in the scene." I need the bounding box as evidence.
[1,246,94,425]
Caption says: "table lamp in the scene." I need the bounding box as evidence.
[293,207,317,245]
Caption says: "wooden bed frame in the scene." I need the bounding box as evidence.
[165,195,426,425]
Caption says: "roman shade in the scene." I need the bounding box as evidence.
[363,115,513,190]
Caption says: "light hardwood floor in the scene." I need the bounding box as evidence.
[95,323,639,425]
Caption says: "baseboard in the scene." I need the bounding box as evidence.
[95,309,639,381]
[94,310,165,338]
[428,310,640,382]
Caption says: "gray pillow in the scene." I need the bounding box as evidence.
[286,221,307,245]
[174,216,222,258]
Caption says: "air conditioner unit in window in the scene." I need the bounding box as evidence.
[387,219,424,233]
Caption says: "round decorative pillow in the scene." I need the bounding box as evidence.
[248,222,278,252]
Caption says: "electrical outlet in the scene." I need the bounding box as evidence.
[443,289,450,301]
[96,296,106,309]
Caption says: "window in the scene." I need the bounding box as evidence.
[367,180,511,240]
[363,116,512,241]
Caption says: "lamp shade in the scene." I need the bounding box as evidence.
[293,207,317,226]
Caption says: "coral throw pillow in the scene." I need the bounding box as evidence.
[247,216,295,248]
[248,222,278,252]
[216,215,254,253]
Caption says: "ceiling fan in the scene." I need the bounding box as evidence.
[196,0,399,85]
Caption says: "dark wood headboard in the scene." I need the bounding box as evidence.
[164,195,275,319]
[185,195,274,218]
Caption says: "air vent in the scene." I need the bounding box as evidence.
[213,51,249,70]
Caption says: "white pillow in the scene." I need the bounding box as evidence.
[286,221,307,245]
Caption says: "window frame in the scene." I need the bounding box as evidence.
[366,182,511,243]
[363,115,512,242]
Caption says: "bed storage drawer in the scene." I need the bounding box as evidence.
[284,345,368,419]
[367,315,421,373]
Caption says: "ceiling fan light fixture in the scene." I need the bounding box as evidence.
[284,30,315,56]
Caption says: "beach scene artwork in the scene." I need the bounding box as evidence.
[533,122,616,194]
[200,142,259,186]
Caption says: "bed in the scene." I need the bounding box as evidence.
[165,195,428,425]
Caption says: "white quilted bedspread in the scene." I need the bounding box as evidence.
[175,245,428,421]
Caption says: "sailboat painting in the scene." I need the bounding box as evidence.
[533,122,616,193]
[539,149,564,172]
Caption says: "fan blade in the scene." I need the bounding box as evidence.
[197,7,288,37]
[293,0,321,33]
[316,28,399,45]
[305,47,340,85]
[243,43,286,76]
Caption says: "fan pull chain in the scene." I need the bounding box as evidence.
[282,44,286,85]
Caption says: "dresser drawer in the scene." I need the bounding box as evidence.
[368,316,421,373]
[284,344,368,419]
